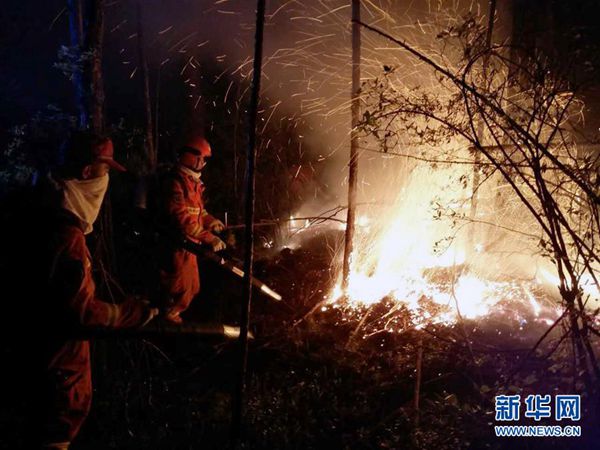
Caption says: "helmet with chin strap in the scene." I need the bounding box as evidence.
[178,136,211,172]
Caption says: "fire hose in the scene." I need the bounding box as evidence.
[77,236,281,340]
[75,321,252,340]
[180,238,282,302]
[127,221,282,302]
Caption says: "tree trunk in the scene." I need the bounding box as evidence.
[413,338,423,428]
[342,0,361,294]
[87,0,105,134]
[84,0,116,276]
[231,0,266,444]
[136,0,155,171]
[67,0,87,128]
[467,0,496,262]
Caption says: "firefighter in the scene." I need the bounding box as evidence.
[157,136,226,324]
[33,131,158,449]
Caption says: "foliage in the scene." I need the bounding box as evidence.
[357,14,600,391]
[0,105,75,193]
[54,44,94,82]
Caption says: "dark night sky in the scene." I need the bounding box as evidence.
[2,1,600,150]
[0,1,257,126]
[0,1,70,123]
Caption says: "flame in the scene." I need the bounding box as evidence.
[323,163,563,329]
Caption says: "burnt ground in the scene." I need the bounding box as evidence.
[2,229,599,449]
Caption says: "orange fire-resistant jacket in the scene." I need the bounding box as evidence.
[39,209,149,445]
[158,168,220,314]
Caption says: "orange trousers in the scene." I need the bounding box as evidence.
[159,248,200,315]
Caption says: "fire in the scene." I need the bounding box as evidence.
[322,162,564,329]
[328,268,554,327]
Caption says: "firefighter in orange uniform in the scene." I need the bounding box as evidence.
[36,131,158,449]
[158,136,226,324]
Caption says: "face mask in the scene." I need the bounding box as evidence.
[62,174,109,234]
[179,165,202,181]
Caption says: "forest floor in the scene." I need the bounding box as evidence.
[2,229,598,449]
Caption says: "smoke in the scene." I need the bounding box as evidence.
[103,1,554,279]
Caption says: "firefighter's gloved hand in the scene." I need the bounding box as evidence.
[141,305,159,327]
[206,234,226,252]
[133,297,159,327]
[210,219,225,234]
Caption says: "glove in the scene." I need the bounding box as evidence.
[133,299,159,328]
[209,219,225,234]
[123,296,159,327]
[206,233,226,252]
[140,307,159,327]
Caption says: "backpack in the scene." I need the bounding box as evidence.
[121,166,190,300]
[131,165,190,238]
